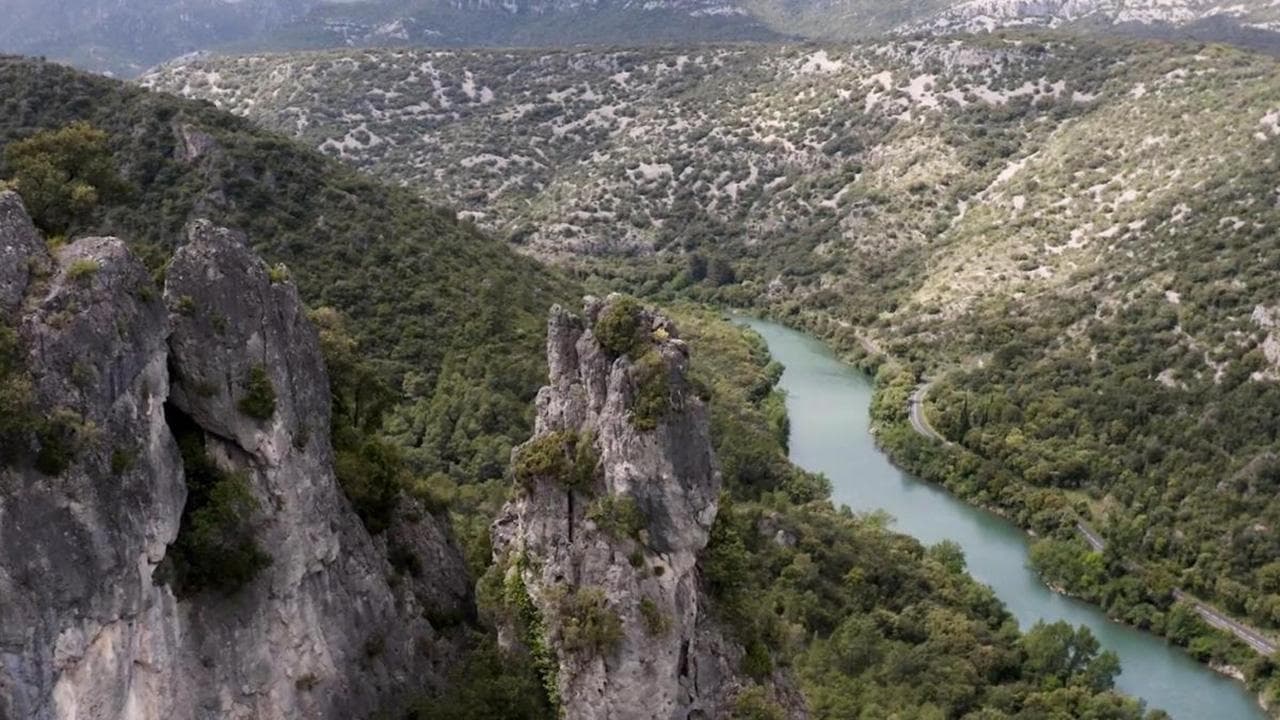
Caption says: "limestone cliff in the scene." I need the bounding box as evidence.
[0,192,469,720]
[492,295,795,720]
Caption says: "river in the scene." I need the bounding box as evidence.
[740,318,1265,720]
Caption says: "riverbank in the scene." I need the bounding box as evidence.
[846,342,1280,717]
[741,316,1269,719]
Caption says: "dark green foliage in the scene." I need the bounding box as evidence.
[3,121,125,235]
[595,296,646,358]
[639,596,670,636]
[334,436,405,535]
[0,56,575,500]
[499,563,560,712]
[927,539,968,575]
[0,325,34,458]
[162,408,270,595]
[513,430,597,489]
[110,446,136,475]
[387,539,422,578]
[408,636,554,720]
[33,409,86,476]
[741,638,773,680]
[672,307,821,500]
[1020,621,1121,693]
[312,307,409,533]
[630,351,671,431]
[732,687,785,720]
[556,586,624,656]
[587,494,645,540]
[237,365,276,420]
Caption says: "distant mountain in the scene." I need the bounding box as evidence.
[4,0,1279,75]
[0,0,314,76]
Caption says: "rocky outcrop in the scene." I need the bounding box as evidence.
[1,207,185,720]
[0,191,47,317]
[492,295,784,720]
[0,192,469,720]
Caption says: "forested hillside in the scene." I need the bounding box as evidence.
[144,35,1280,676]
[0,54,580,488]
[0,55,1178,718]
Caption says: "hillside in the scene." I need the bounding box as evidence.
[1,54,1184,718]
[0,54,577,484]
[144,36,1280,675]
[5,0,1280,76]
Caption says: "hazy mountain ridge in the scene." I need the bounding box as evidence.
[6,0,1280,75]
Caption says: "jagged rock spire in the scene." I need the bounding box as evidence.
[492,295,753,720]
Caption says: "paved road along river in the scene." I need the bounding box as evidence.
[741,318,1266,720]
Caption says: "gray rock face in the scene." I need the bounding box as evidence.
[0,196,470,720]
[0,190,48,317]
[492,295,760,720]
[1,230,183,720]
[174,124,220,164]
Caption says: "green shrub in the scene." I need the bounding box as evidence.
[162,414,270,595]
[65,258,99,282]
[513,430,597,489]
[180,470,272,591]
[334,436,404,534]
[0,332,34,459]
[387,538,422,578]
[639,596,670,636]
[407,636,555,720]
[237,365,276,420]
[34,408,91,476]
[3,121,125,235]
[741,638,773,680]
[557,586,623,656]
[503,564,560,712]
[110,447,136,475]
[587,494,645,540]
[595,296,647,358]
[732,687,785,720]
[631,351,671,431]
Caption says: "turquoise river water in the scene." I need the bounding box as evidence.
[741,318,1265,720]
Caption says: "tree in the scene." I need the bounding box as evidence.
[4,121,125,235]
[1021,621,1119,691]
[708,255,737,286]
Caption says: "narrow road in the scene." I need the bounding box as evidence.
[1075,523,1277,657]
[1075,522,1105,552]
[1173,590,1278,656]
[908,381,949,445]
[904,403,1280,658]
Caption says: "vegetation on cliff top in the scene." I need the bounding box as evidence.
[0,55,577,494]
